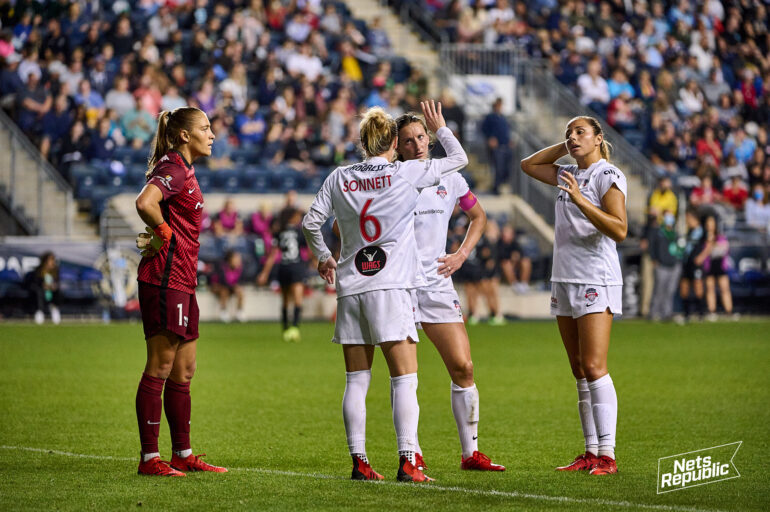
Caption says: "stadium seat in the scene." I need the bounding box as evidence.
[241,168,271,192]
[271,168,305,192]
[212,169,242,193]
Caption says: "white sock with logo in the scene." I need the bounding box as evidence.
[451,382,479,459]
[343,370,371,457]
[391,373,419,463]
[576,378,598,456]
[588,374,617,460]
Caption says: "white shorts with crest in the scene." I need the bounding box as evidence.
[550,282,623,319]
[333,289,419,345]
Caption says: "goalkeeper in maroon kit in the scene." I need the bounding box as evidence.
[133,107,226,476]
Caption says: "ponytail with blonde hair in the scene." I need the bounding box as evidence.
[146,107,203,176]
[359,107,397,158]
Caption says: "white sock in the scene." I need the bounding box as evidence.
[142,452,160,462]
[391,373,419,458]
[174,449,192,458]
[576,378,598,456]
[343,370,371,457]
[451,382,479,459]
[588,374,617,460]
[391,382,422,455]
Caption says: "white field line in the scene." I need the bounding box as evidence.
[0,445,726,512]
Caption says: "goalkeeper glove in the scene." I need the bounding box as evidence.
[136,222,173,257]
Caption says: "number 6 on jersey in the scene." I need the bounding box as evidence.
[359,198,381,242]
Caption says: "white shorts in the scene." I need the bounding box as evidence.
[410,288,464,328]
[550,282,623,319]
[333,289,419,345]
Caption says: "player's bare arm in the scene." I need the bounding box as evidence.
[520,142,567,186]
[438,201,486,278]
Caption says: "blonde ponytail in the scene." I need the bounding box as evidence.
[600,139,613,161]
[146,107,204,176]
[359,107,397,158]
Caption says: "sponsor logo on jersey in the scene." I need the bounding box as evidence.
[585,287,599,304]
[416,208,444,215]
[354,245,387,276]
[155,174,173,190]
[603,169,619,177]
[436,185,447,198]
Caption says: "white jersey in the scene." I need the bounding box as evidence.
[303,127,468,297]
[552,159,627,285]
[414,173,471,292]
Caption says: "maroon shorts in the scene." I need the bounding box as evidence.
[138,281,199,342]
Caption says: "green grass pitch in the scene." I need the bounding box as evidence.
[0,319,768,511]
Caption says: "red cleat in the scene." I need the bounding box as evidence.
[170,453,228,473]
[460,451,506,471]
[138,456,186,477]
[397,455,434,482]
[556,452,600,471]
[414,452,427,471]
[589,455,618,475]
[351,455,384,481]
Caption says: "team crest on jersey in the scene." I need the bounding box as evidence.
[585,288,599,304]
[453,299,462,311]
[436,185,447,198]
[354,245,387,276]
[155,174,173,190]
[551,296,558,308]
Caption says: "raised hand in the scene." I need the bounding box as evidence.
[421,100,446,134]
[557,170,585,205]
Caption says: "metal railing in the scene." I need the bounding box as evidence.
[0,108,73,236]
[380,0,448,48]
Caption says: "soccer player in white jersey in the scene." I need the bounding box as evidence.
[520,116,627,476]
[395,113,505,472]
[302,101,468,482]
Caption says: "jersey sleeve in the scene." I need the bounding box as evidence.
[398,126,469,190]
[147,162,186,200]
[594,166,628,204]
[301,171,334,262]
[452,173,471,200]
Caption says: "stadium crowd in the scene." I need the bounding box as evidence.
[0,0,431,193]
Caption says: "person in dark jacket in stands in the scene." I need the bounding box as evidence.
[649,209,683,321]
[480,97,513,194]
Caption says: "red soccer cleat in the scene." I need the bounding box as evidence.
[351,455,384,481]
[138,456,186,477]
[414,452,427,471]
[460,451,506,471]
[556,452,600,471]
[170,453,228,473]
[589,455,618,475]
[397,455,434,482]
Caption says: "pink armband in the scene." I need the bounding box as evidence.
[458,191,477,211]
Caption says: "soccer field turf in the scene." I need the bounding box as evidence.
[0,320,768,511]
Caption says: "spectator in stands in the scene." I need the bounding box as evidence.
[745,184,770,231]
[696,214,734,321]
[15,71,51,137]
[695,126,723,168]
[120,105,155,149]
[724,128,757,165]
[88,116,118,163]
[721,176,749,211]
[481,97,513,194]
[577,57,610,116]
[207,117,235,171]
[74,78,105,115]
[677,79,705,115]
[27,251,61,325]
[161,85,187,113]
[649,209,683,321]
[441,89,465,143]
[235,99,266,149]
[59,120,90,180]
[648,176,678,221]
[367,17,392,57]
[690,174,721,207]
[0,52,24,109]
[210,250,245,323]
[498,223,531,294]
[40,93,73,161]
[213,198,244,239]
[104,76,136,118]
[284,121,315,174]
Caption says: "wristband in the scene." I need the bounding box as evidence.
[153,221,173,244]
